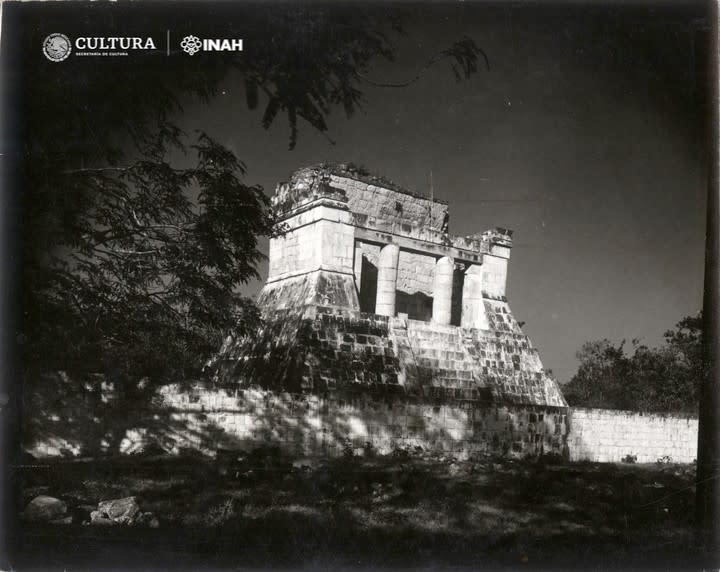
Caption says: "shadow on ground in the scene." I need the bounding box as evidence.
[6,452,709,571]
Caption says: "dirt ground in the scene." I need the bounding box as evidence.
[5,450,710,570]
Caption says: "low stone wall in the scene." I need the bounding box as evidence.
[22,375,698,464]
[568,407,698,463]
[22,375,567,459]
[150,385,568,458]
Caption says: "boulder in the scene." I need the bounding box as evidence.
[97,496,141,524]
[90,510,114,526]
[21,495,67,522]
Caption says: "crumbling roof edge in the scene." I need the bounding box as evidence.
[289,163,450,206]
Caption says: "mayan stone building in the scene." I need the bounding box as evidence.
[213,163,569,457]
[24,163,700,462]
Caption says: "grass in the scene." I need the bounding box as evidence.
[7,451,708,570]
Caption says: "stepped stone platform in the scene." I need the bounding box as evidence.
[215,163,566,411]
[215,306,564,408]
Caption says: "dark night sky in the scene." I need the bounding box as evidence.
[176,2,707,382]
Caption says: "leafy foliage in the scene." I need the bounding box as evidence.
[563,313,703,414]
[26,134,275,383]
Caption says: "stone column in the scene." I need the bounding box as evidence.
[461,264,488,329]
[353,243,363,293]
[432,257,454,325]
[375,244,400,316]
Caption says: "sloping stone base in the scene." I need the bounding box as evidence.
[216,306,566,408]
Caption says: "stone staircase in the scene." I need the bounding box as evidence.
[388,319,489,400]
[388,316,565,407]
[405,321,475,389]
[462,328,565,406]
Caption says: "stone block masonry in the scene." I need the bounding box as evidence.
[248,164,560,405]
[153,385,569,458]
[22,374,568,459]
[265,164,513,329]
[215,305,565,407]
[568,408,698,463]
[22,374,697,464]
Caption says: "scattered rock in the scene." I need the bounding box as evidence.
[90,510,114,526]
[89,503,159,528]
[21,495,67,522]
[97,496,140,524]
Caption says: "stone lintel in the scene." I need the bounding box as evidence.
[355,227,485,265]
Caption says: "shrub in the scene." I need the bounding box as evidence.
[341,439,354,459]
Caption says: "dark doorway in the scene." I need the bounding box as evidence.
[451,265,465,326]
[358,256,378,313]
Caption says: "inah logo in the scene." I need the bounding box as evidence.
[180,35,243,55]
[181,35,202,56]
[43,33,72,62]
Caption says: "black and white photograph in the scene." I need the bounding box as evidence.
[0,0,718,569]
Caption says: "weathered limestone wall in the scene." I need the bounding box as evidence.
[23,378,698,464]
[267,204,354,282]
[22,376,568,459]
[257,271,359,312]
[397,250,435,296]
[267,221,317,280]
[482,255,509,298]
[155,386,568,458]
[568,408,698,463]
[329,174,448,231]
[396,250,436,321]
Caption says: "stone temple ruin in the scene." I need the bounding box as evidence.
[24,163,700,462]
[212,163,570,457]
[218,164,566,407]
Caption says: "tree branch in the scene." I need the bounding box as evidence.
[358,42,489,88]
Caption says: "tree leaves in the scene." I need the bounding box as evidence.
[563,313,703,414]
[22,132,274,385]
